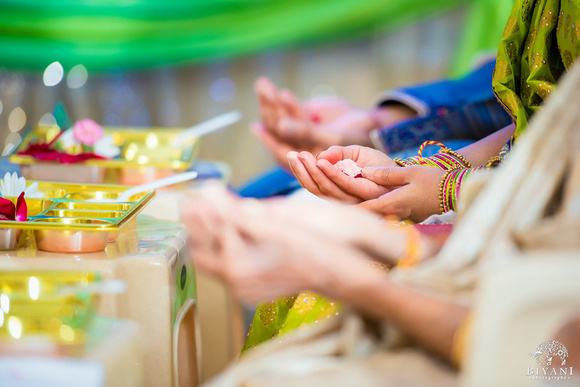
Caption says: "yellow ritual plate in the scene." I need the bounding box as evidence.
[0,181,155,253]
[9,124,200,169]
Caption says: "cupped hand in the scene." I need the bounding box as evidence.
[359,165,445,222]
[287,145,400,202]
[182,184,377,304]
[317,145,398,168]
[253,77,378,166]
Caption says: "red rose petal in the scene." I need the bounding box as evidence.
[15,192,27,222]
[0,197,16,221]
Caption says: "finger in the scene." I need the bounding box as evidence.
[197,182,241,221]
[277,117,341,150]
[316,145,361,164]
[255,77,280,131]
[316,158,385,201]
[287,151,326,196]
[229,201,281,244]
[298,152,359,202]
[213,223,270,302]
[302,97,353,124]
[182,201,224,274]
[358,188,411,219]
[256,77,291,127]
[251,122,295,167]
[276,117,316,145]
[360,167,409,187]
[279,88,308,120]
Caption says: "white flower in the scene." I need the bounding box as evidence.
[56,128,76,150]
[94,135,120,158]
[0,172,44,198]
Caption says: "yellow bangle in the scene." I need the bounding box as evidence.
[451,314,473,369]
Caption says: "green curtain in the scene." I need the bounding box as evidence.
[450,0,514,76]
[0,0,511,75]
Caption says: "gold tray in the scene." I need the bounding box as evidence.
[0,181,155,253]
[9,125,200,184]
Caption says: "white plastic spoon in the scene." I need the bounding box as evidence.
[171,110,241,146]
[86,170,198,203]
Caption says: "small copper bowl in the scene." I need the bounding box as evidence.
[33,219,111,253]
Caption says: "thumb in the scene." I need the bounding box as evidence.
[361,167,407,186]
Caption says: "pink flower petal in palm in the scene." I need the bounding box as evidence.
[334,159,362,178]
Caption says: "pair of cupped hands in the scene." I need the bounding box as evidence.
[252,76,442,223]
[182,183,406,305]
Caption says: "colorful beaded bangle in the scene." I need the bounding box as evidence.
[418,141,472,168]
[395,141,472,170]
[438,168,458,214]
[438,153,506,214]
[394,153,466,170]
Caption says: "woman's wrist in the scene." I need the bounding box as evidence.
[327,262,389,309]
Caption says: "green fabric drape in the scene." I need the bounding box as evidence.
[0,0,510,75]
[492,0,580,138]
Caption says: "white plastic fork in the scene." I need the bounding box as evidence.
[86,170,199,203]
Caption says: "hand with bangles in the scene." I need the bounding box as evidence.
[286,144,443,222]
[287,125,516,222]
[252,77,417,167]
[359,166,444,222]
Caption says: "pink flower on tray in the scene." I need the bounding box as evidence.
[0,192,27,221]
[73,119,104,146]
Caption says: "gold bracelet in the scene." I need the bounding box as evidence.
[440,148,473,169]
[438,168,457,214]
[394,158,408,167]
[483,155,502,168]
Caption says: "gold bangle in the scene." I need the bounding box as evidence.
[483,155,502,168]
[438,168,456,214]
[394,158,408,167]
[440,148,473,169]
